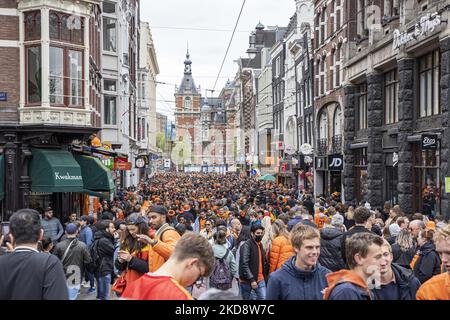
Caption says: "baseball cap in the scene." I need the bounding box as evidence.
[66,223,78,235]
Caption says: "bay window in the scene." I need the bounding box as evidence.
[25,11,41,41]
[49,47,64,104]
[27,46,42,104]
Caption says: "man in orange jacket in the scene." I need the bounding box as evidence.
[122,232,215,300]
[416,225,450,300]
[137,206,181,272]
[323,233,385,300]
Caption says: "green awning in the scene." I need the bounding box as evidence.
[0,154,4,200]
[83,189,111,199]
[29,148,84,193]
[74,154,115,192]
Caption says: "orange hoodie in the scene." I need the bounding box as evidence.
[416,272,450,300]
[323,269,373,300]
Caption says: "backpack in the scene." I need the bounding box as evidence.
[209,249,233,290]
[86,240,101,274]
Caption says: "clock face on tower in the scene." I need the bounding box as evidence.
[184,64,191,73]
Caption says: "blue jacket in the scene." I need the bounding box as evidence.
[371,263,421,300]
[79,226,93,247]
[266,256,331,300]
[287,216,302,232]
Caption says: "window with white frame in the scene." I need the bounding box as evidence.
[419,50,440,118]
[103,17,117,52]
[357,83,368,129]
[103,79,117,125]
[184,97,192,110]
[384,69,398,124]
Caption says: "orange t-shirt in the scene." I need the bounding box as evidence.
[199,218,206,231]
[122,274,193,300]
[257,243,264,282]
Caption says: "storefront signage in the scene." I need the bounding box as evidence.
[164,159,171,168]
[393,152,399,167]
[421,134,438,150]
[54,172,82,181]
[300,143,313,155]
[114,157,131,171]
[102,158,114,170]
[135,157,146,168]
[392,13,442,51]
[446,177,450,194]
[0,92,7,101]
[315,157,327,171]
[299,155,314,169]
[285,144,296,155]
[328,154,343,171]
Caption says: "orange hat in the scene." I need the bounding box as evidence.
[240,211,246,217]
[426,221,436,231]
[168,210,176,217]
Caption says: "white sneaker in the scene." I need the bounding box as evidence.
[81,282,91,288]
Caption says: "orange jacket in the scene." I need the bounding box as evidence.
[314,213,328,230]
[148,226,181,272]
[416,273,450,300]
[269,235,294,273]
[323,269,372,300]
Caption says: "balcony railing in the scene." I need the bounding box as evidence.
[331,135,343,154]
[317,138,327,156]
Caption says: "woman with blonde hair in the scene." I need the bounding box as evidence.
[344,205,355,230]
[269,220,294,273]
[391,228,416,269]
[260,214,272,253]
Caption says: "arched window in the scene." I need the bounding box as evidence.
[50,13,60,39]
[333,105,342,136]
[24,11,41,41]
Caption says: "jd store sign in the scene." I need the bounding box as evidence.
[328,154,343,171]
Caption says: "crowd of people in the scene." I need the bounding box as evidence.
[0,172,449,300]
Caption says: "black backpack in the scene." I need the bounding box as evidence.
[86,240,101,274]
[209,249,233,290]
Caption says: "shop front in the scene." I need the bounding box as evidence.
[354,147,368,204]
[412,134,441,216]
[297,154,314,194]
[384,151,399,207]
[328,154,343,197]
[314,156,328,196]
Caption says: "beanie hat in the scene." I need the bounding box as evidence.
[149,205,168,216]
[65,223,78,235]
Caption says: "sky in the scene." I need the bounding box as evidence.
[140,0,297,121]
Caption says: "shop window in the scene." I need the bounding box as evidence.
[384,69,399,124]
[385,153,399,206]
[357,83,368,129]
[412,143,440,215]
[24,11,41,41]
[27,46,42,104]
[419,50,440,118]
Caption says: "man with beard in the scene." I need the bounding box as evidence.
[138,206,181,272]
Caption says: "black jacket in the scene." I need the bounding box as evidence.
[392,244,416,269]
[371,263,421,300]
[341,225,373,265]
[303,199,315,216]
[239,239,269,283]
[319,227,346,272]
[413,241,441,284]
[93,230,116,277]
[54,238,92,281]
[0,248,68,300]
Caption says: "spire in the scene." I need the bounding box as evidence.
[184,42,192,75]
